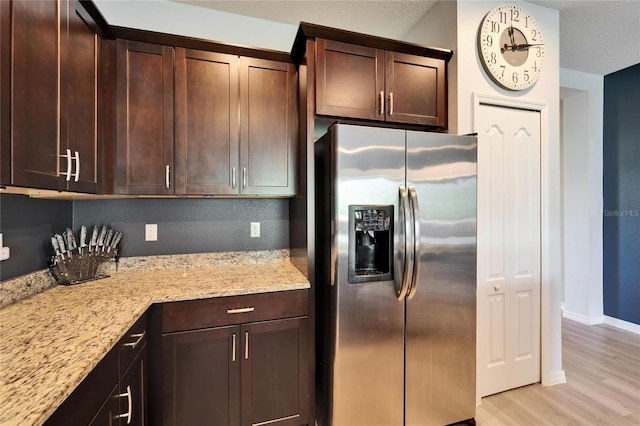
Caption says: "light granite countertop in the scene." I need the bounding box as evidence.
[0,256,309,426]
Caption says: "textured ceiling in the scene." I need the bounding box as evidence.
[171,0,640,76]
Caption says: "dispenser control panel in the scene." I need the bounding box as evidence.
[348,205,393,283]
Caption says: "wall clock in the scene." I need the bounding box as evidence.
[478,4,544,90]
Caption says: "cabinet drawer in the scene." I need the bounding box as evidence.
[162,290,308,333]
[118,311,148,377]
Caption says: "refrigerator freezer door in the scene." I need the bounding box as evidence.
[405,131,477,425]
[330,124,406,426]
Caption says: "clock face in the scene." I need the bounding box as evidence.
[478,4,544,90]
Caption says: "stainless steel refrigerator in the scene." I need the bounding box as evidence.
[314,123,477,425]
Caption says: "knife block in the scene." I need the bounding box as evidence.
[48,250,117,285]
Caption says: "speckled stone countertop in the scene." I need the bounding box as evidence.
[0,253,309,426]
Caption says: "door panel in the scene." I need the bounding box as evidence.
[239,57,295,195]
[385,52,446,127]
[174,48,238,195]
[63,1,99,193]
[405,132,477,425]
[241,318,308,426]
[163,326,240,426]
[10,0,61,189]
[316,39,384,120]
[115,40,174,194]
[477,104,541,398]
[330,124,405,426]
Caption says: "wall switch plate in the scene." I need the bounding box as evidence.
[145,224,158,241]
[250,222,260,238]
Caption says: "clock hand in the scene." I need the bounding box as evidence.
[512,42,544,51]
[508,19,516,48]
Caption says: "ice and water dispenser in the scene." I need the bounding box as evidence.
[348,205,393,283]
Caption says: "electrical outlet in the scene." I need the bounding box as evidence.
[250,222,260,238]
[145,224,158,241]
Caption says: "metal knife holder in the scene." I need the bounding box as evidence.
[49,250,116,285]
[48,225,123,286]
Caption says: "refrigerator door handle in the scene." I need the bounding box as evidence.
[397,185,413,300]
[407,185,421,299]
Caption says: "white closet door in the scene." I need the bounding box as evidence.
[476,103,541,398]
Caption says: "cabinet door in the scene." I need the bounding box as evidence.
[61,0,99,193]
[115,39,174,195]
[239,57,296,196]
[9,0,62,189]
[163,326,240,426]
[175,48,239,195]
[118,345,148,426]
[1,0,10,184]
[385,51,446,127]
[315,38,384,121]
[241,317,308,426]
[89,385,119,426]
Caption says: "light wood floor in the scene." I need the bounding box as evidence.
[475,318,640,425]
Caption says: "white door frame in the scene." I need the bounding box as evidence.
[473,93,566,394]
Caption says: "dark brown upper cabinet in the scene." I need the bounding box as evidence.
[2,0,100,192]
[175,52,296,197]
[174,49,239,195]
[239,57,296,196]
[115,39,174,195]
[116,41,296,197]
[316,38,446,127]
[292,23,452,130]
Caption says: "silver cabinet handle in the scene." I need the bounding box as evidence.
[397,185,412,300]
[232,333,236,362]
[244,331,249,360]
[242,167,247,189]
[165,165,170,189]
[407,185,420,299]
[379,91,384,115]
[232,167,236,189]
[389,92,394,115]
[226,307,255,314]
[122,332,145,349]
[72,151,80,182]
[116,385,132,424]
[61,148,72,181]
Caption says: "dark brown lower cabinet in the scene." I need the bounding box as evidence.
[89,385,119,426]
[45,312,148,426]
[163,326,240,425]
[118,345,148,426]
[160,292,309,426]
[241,318,308,426]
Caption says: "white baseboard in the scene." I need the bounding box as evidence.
[604,315,640,335]
[562,309,604,325]
[542,369,567,386]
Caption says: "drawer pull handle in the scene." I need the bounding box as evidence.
[232,333,236,362]
[116,385,132,424]
[245,331,249,360]
[123,332,145,349]
[227,307,255,314]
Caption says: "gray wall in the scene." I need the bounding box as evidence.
[0,195,289,281]
[0,194,73,281]
[603,63,640,325]
[72,198,289,257]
